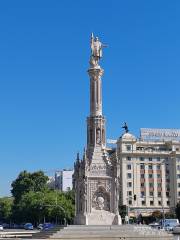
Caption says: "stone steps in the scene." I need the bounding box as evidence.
[49,225,173,240]
[32,226,64,239]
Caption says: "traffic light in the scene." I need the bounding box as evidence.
[134,194,136,201]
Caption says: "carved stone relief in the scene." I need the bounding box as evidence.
[92,186,110,211]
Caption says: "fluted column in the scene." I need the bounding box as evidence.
[88,68,104,117]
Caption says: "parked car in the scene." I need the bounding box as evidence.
[42,223,54,230]
[24,223,33,230]
[2,223,10,229]
[0,225,4,231]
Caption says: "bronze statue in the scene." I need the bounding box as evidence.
[122,122,129,133]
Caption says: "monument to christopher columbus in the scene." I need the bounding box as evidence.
[73,34,122,225]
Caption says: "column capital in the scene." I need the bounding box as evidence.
[88,67,104,80]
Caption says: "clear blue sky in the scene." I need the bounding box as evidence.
[0,0,180,196]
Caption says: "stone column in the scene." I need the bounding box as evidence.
[88,68,104,117]
[153,164,158,206]
[161,162,166,207]
[145,164,149,207]
[86,67,106,155]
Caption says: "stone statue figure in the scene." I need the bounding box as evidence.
[90,33,107,67]
[122,122,129,133]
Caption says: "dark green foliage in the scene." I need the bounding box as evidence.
[165,211,176,219]
[118,205,127,219]
[11,190,75,225]
[0,197,13,223]
[11,170,48,203]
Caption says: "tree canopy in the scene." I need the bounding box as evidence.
[11,170,49,203]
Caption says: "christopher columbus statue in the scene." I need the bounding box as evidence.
[90,33,107,68]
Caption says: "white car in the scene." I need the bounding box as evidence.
[0,225,3,231]
[162,219,179,231]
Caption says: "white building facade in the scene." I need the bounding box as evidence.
[110,128,180,217]
[55,170,74,192]
[47,169,74,192]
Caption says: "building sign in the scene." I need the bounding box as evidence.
[140,128,180,141]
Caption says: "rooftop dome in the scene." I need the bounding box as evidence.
[121,132,136,140]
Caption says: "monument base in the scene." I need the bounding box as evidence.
[74,210,122,225]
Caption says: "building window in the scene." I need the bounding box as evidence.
[178,183,180,188]
[129,200,132,205]
[141,174,145,178]
[166,192,169,197]
[140,164,145,169]
[157,183,161,188]
[178,192,180,197]
[157,165,161,170]
[149,183,154,188]
[141,191,145,197]
[150,201,154,206]
[148,165,153,169]
[127,191,132,196]
[127,156,131,161]
[149,157,152,161]
[127,164,131,170]
[158,201,162,206]
[127,182,132,188]
[157,157,161,161]
[150,192,154,196]
[158,192,161,197]
[141,183,145,187]
[177,174,180,179]
[142,201,145,205]
[167,201,170,205]
[177,165,180,170]
[157,174,161,178]
[140,157,144,161]
[126,145,131,151]
[127,173,132,179]
[149,174,153,178]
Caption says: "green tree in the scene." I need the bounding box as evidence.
[11,170,48,203]
[0,197,13,223]
[11,170,75,225]
[12,190,75,225]
[165,211,176,219]
[118,205,127,220]
[64,190,75,205]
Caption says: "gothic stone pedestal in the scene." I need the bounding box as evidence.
[74,210,121,225]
